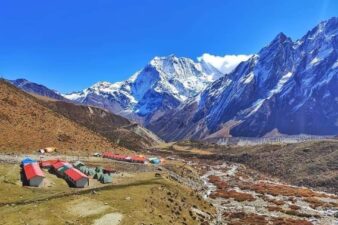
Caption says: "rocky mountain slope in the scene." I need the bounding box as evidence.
[8,78,163,150]
[63,55,223,124]
[9,78,66,101]
[149,17,338,141]
[220,140,338,195]
[41,99,163,150]
[0,80,128,153]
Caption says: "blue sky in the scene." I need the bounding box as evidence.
[0,0,337,93]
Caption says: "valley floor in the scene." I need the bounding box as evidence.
[0,154,215,225]
[150,141,338,225]
[1,139,338,225]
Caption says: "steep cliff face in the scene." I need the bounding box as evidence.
[149,17,338,141]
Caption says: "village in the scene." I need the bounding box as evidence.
[0,146,217,225]
[1,142,338,225]
[21,148,162,189]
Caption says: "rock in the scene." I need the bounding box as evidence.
[155,173,161,177]
[334,212,338,218]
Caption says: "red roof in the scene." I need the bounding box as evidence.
[103,152,145,163]
[131,156,145,162]
[64,168,88,181]
[40,160,59,168]
[52,161,72,170]
[24,162,44,180]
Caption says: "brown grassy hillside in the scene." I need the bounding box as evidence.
[0,80,128,154]
[37,99,163,150]
[220,140,338,194]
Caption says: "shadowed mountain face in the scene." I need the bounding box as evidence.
[9,79,66,101]
[8,78,163,150]
[0,79,161,152]
[7,18,338,142]
[148,17,338,141]
[41,100,163,150]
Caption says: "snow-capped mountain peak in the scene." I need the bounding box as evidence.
[9,78,66,101]
[148,17,338,141]
[63,54,225,123]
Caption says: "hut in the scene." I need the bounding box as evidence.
[52,161,72,171]
[149,157,161,165]
[83,167,90,175]
[93,152,101,157]
[131,156,145,164]
[21,157,37,166]
[23,162,45,187]
[52,161,72,176]
[44,147,57,153]
[39,160,59,169]
[73,161,85,169]
[94,172,103,180]
[57,165,71,176]
[103,152,129,162]
[79,166,87,173]
[95,167,103,173]
[87,168,96,176]
[99,174,112,184]
[64,168,89,188]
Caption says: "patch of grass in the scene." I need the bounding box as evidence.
[0,166,215,225]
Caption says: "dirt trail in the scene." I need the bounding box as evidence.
[93,213,123,225]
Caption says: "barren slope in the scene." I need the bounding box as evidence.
[0,80,128,153]
[155,140,338,194]
[37,99,163,150]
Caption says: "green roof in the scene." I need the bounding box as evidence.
[95,167,103,173]
[87,168,96,176]
[99,174,112,183]
[57,166,70,174]
[94,172,103,180]
[73,161,85,168]
[79,166,88,172]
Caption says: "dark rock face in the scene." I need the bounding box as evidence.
[10,79,66,101]
[149,17,338,141]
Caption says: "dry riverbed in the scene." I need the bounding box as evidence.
[193,161,338,225]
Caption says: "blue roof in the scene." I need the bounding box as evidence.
[149,158,160,164]
[21,157,36,165]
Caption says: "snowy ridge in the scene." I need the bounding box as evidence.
[148,17,338,141]
[63,54,227,123]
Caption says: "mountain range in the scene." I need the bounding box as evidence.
[4,79,162,150]
[0,80,123,153]
[62,55,226,124]
[149,17,338,141]
[9,78,66,101]
[8,17,338,142]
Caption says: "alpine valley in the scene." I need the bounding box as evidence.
[10,17,338,142]
[2,12,338,225]
[149,17,338,141]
